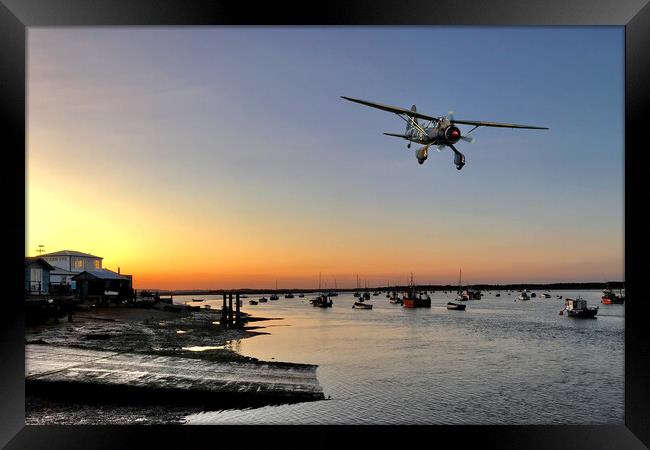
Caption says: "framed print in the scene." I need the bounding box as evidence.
[1,0,648,448]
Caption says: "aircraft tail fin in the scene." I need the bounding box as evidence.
[405,105,418,134]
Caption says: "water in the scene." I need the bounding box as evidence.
[175,290,624,424]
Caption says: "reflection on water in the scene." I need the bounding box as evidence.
[181,345,225,352]
[176,291,624,424]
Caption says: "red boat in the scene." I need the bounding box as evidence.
[400,273,431,308]
[601,288,624,304]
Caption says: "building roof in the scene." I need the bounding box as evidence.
[25,257,55,270]
[72,268,130,281]
[40,250,103,259]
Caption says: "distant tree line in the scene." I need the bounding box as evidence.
[153,281,623,296]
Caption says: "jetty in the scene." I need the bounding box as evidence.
[26,344,324,407]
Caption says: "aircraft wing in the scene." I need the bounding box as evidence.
[450,119,548,130]
[383,132,411,139]
[341,96,437,122]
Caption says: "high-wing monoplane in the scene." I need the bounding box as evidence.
[341,96,548,170]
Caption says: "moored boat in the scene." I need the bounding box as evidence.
[517,290,530,301]
[312,293,333,308]
[270,280,279,300]
[249,299,258,305]
[463,288,482,300]
[191,298,204,302]
[285,293,295,299]
[258,297,268,303]
[447,301,466,311]
[402,275,431,308]
[353,301,373,309]
[601,288,624,304]
[563,297,598,318]
[540,293,551,298]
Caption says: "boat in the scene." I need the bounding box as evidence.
[462,288,482,300]
[353,275,361,297]
[448,270,467,310]
[311,273,333,307]
[269,280,280,300]
[563,297,598,318]
[298,293,305,298]
[447,302,466,310]
[530,292,537,298]
[312,293,333,308]
[285,293,295,299]
[191,298,204,302]
[540,293,551,299]
[388,290,402,304]
[402,274,431,308]
[601,287,624,304]
[495,291,501,297]
[249,299,258,305]
[328,279,339,297]
[517,290,530,301]
[403,291,431,308]
[353,301,373,309]
[258,297,268,303]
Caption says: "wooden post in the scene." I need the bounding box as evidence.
[228,293,234,327]
[235,293,241,327]
[221,293,228,328]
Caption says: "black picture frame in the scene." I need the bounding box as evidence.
[1,0,648,448]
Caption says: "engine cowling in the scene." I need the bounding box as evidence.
[444,125,462,144]
[416,146,428,164]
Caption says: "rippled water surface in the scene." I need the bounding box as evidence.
[177,290,624,424]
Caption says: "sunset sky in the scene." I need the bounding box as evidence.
[26,27,624,289]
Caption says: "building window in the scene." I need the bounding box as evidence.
[74,260,83,269]
[94,260,100,269]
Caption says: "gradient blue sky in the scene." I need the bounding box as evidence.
[27,27,624,288]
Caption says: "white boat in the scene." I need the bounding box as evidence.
[353,301,373,309]
[517,290,530,301]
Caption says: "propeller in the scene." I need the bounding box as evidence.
[449,111,475,143]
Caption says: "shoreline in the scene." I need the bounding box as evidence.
[157,283,624,296]
[25,303,324,424]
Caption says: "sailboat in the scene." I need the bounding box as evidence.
[329,279,339,297]
[270,280,279,300]
[311,272,333,307]
[353,274,361,297]
[362,280,371,300]
[448,269,467,311]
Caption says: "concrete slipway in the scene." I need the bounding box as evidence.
[26,344,324,407]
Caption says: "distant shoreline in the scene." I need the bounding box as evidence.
[150,281,625,296]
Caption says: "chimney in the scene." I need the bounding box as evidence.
[118,267,121,274]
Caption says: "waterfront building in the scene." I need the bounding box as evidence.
[72,268,133,302]
[39,250,103,286]
[25,257,54,294]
